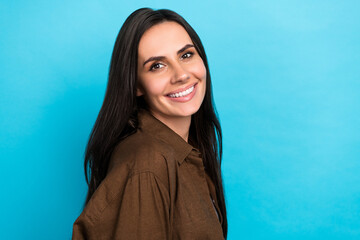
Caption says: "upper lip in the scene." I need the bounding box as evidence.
[166,83,197,95]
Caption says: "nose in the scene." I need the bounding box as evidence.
[171,62,190,84]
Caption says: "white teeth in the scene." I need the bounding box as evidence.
[169,85,195,98]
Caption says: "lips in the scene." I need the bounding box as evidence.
[166,83,197,96]
[165,82,198,103]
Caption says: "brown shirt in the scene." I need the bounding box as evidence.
[72,109,224,239]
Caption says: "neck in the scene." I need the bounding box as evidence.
[150,111,191,142]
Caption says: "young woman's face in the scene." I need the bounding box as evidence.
[137,21,206,124]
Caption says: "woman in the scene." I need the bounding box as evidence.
[72,8,227,239]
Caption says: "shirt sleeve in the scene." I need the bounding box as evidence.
[72,171,171,240]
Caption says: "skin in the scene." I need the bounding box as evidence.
[137,21,207,142]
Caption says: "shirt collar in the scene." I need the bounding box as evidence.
[137,108,196,165]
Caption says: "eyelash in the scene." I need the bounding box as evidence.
[149,51,194,71]
[181,51,194,59]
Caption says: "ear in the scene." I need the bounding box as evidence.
[136,86,144,97]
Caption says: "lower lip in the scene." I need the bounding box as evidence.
[165,83,198,102]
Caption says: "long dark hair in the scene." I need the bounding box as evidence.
[84,8,227,238]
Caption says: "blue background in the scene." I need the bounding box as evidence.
[1,0,359,239]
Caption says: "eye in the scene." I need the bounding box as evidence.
[149,63,164,71]
[181,51,193,59]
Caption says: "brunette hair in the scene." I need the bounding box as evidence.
[84,7,227,238]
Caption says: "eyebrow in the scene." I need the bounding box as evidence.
[142,44,195,67]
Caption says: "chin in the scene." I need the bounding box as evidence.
[176,105,201,117]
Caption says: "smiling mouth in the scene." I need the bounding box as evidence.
[166,83,197,98]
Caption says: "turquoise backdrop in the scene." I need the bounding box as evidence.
[1,0,359,239]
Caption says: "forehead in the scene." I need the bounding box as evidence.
[138,21,193,59]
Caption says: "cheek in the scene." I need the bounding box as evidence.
[188,60,207,81]
[140,77,168,96]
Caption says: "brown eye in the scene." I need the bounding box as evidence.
[181,52,193,59]
[150,63,164,71]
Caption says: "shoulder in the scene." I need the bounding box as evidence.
[74,130,175,228]
[108,128,175,189]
